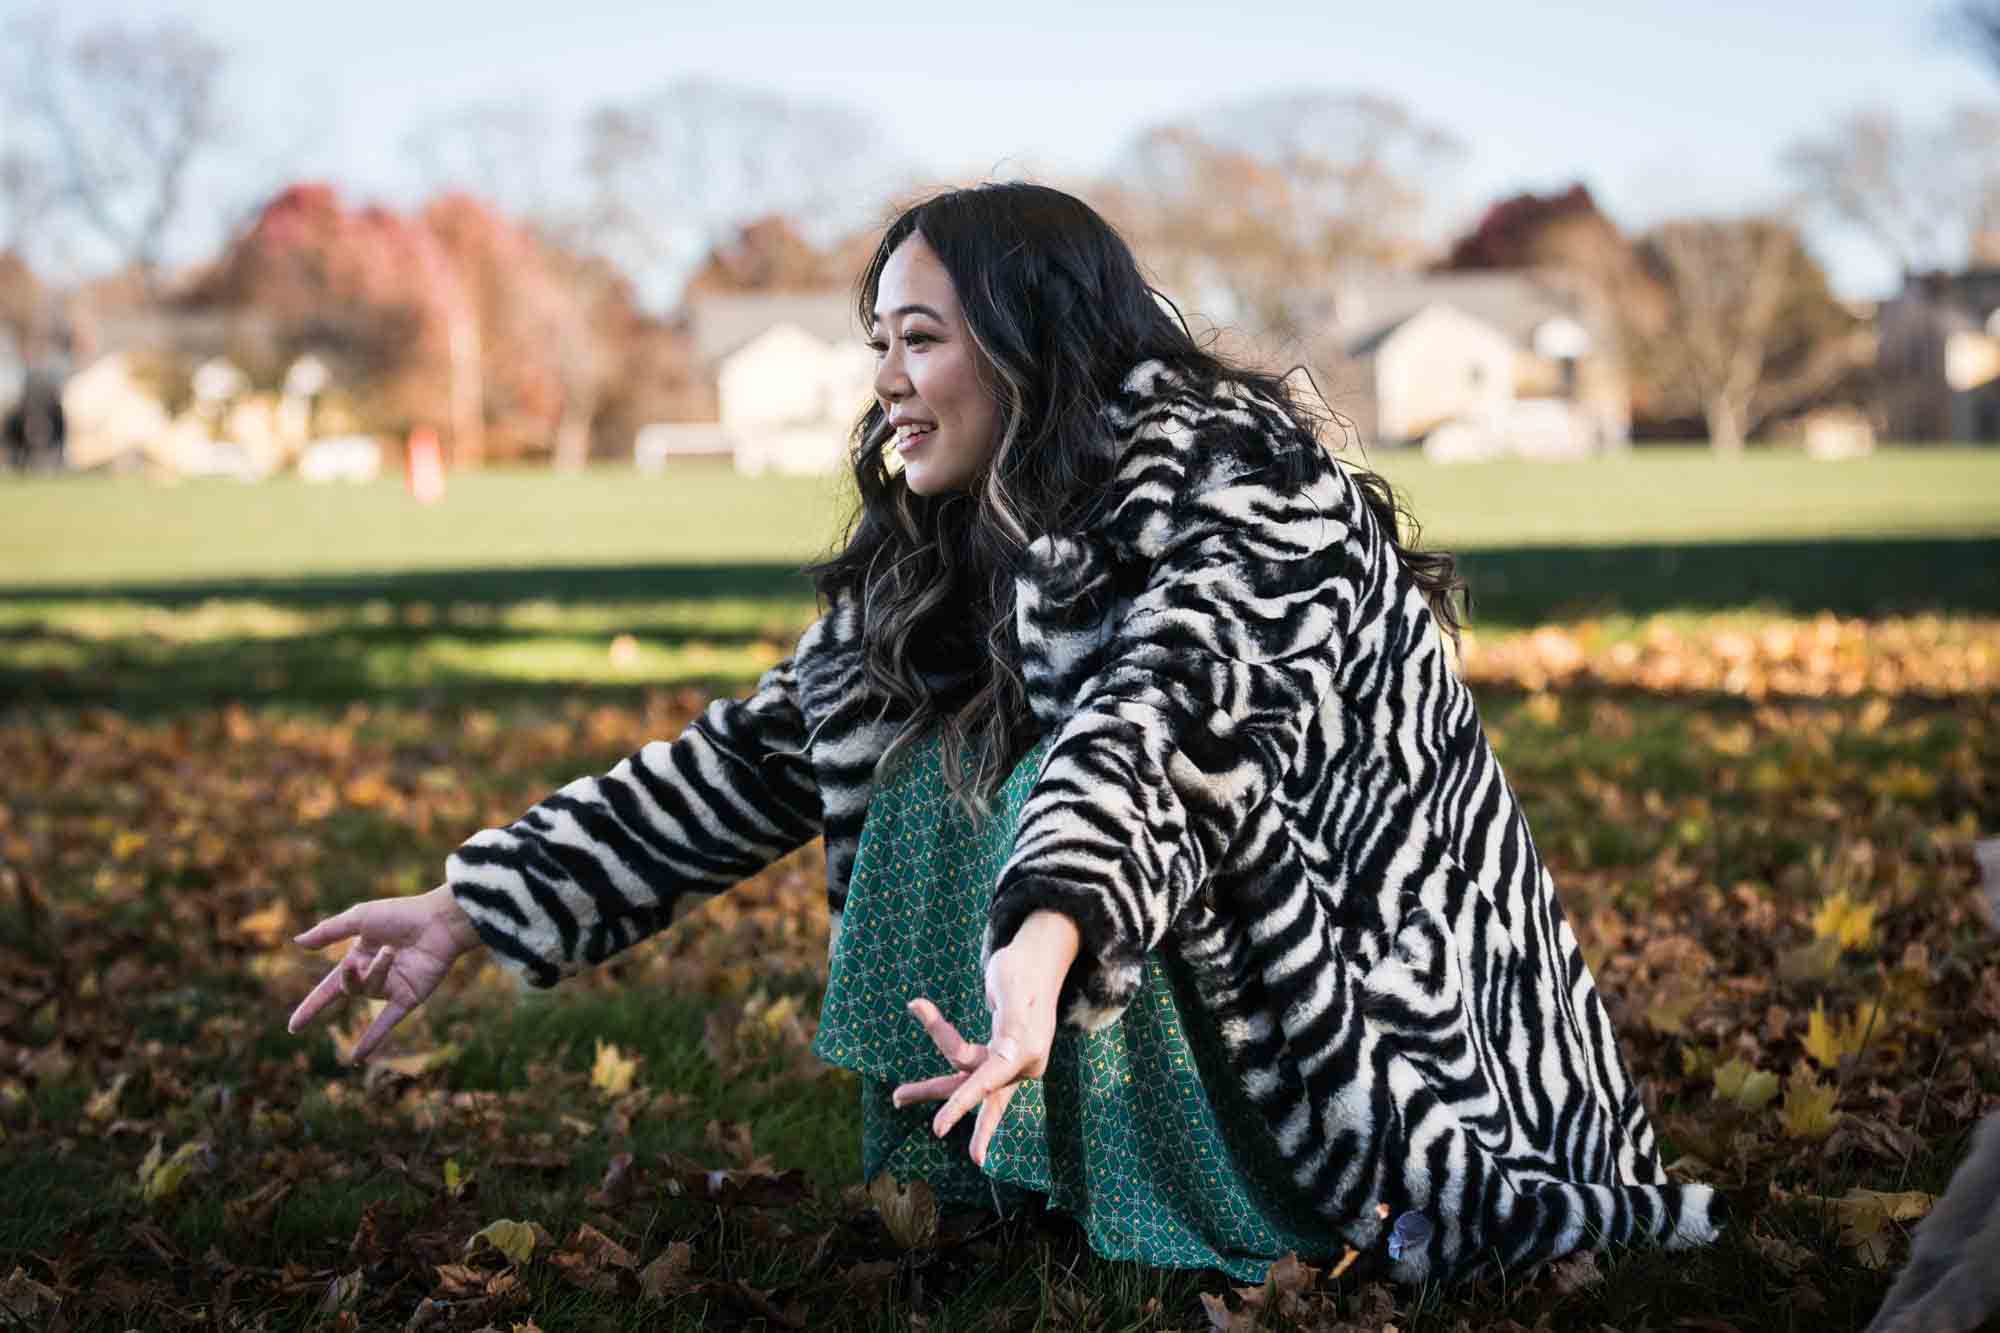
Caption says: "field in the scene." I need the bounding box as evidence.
[2,448,1999,1331]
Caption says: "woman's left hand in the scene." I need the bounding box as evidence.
[893,908,1080,1167]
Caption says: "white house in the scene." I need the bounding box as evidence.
[636,293,872,476]
[1876,268,2000,442]
[1326,270,1630,458]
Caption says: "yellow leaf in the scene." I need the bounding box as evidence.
[1806,1188,1935,1269]
[1778,1066,1841,1140]
[1713,1058,1780,1111]
[443,1157,474,1199]
[84,1071,130,1123]
[368,1044,459,1078]
[1803,999,1882,1069]
[110,830,148,861]
[465,1218,538,1266]
[137,1135,206,1203]
[234,901,292,944]
[1811,891,1878,951]
[590,1040,638,1097]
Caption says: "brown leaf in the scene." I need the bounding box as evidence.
[1542,1249,1603,1295]
[570,1221,637,1269]
[347,1197,392,1264]
[637,1241,694,1303]
[585,1150,637,1208]
[314,1268,363,1316]
[224,1178,291,1231]
[0,1266,62,1323]
[867,1171,938,1250]
[1748,1226,1814,1274]
[1201,1289,1253,1332]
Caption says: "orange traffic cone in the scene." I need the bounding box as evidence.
[406,427,446,505]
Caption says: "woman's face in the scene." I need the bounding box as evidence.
[869,235,1000,496]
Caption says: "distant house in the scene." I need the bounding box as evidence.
[636,292,870,476]
[1324,270,1629,458]
[1876,268,2000,443]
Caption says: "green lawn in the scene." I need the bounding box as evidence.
[5,448,1996,590]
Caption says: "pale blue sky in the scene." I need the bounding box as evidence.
[31,0,1998,301]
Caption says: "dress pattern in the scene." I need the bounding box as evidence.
[813,728,1346,1280]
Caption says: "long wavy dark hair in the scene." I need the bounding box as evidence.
[806,182,1463,817]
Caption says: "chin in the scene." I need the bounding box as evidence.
[902,464,965,496]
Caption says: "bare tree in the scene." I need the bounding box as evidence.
[576,77,912,309]
[1636,216,1870,452]
[1945,0,2000,76]
[1784,104,2000,276]
[0,145,60,262]
[1100,90,1464,342]
[403,99,561,227]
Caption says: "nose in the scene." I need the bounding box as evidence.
[873,342,910,406]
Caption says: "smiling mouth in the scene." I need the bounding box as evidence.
[894,424,935,452]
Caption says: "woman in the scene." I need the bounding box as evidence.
[288,183,1721,1284]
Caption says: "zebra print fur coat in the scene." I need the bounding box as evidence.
[446,358,1723,1282]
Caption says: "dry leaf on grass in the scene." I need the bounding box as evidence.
[464,1219,539,1266]
[638,1241,694,1303]
[866,1172,937,1250]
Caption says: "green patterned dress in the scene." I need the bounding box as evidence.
[811,728,1348,1280]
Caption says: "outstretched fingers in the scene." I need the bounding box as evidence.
[891,1071,969,1108]
[904,997,986,1071]
[968,1082,1020,1168]
[930,1037,1024,1141]
[286,942,393,1036]
[348,998,412,1065]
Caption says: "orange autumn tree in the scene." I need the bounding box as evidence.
[191,183,632,466]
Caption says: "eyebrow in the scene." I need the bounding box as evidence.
[868,303,945,326]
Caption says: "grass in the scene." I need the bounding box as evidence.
[2,449,1998,1328]
[1,450,1996,713]
[5,448,1997,592]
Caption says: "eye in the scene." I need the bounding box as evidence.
[866,339,887,355]
[903,331,935,348]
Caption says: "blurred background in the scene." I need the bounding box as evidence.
[4,0,1999,483]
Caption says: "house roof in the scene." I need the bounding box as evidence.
[689,292,859,366]
[1332,269,1605,359]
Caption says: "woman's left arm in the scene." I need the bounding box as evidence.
[985,417,1359,1034]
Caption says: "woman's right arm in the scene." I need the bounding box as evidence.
[447,651,822,990]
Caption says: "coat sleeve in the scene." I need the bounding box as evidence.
[446,650,822,990]
[985,429,1359,1032]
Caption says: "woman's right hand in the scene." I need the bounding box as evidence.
[287,885,485,1063]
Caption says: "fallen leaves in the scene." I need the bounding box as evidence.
[135,1134,208,1204]
[1811,890,1879,951]
[465,1218,540,1266]
[1774,1186,1937,1268]
[866,1172,938,1251]
[1803,998,1881,1069]
[1712,1058,1780,1112]
[589,1038,639,1096]
[1,609,1994,1329]
[1777,1066,1841,1141]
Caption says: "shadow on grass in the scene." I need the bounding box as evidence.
[5,539,1992,619]
[1456,536,1999,623]
[2,539,1993,714]
[0,560,817,609]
